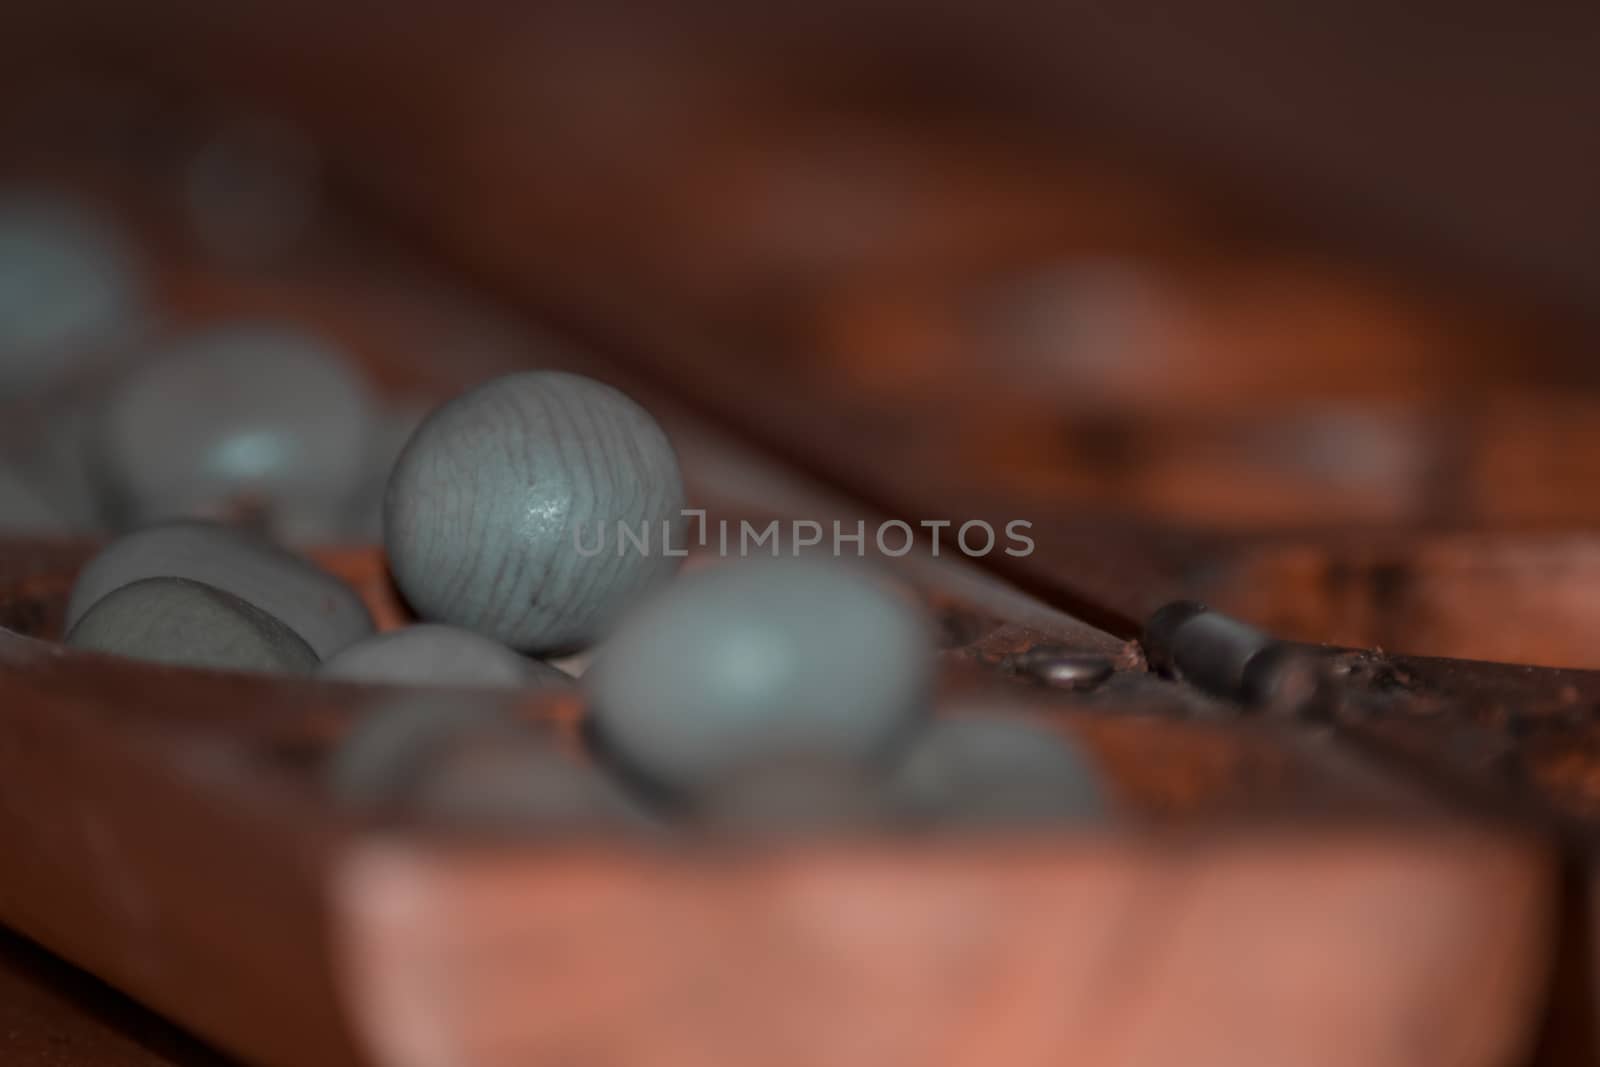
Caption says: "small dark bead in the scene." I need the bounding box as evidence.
[1140,600,1209,677]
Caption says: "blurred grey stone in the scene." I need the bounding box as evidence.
[67,520,373,658]
[0,191,144,396]
[66,576,317,675]
[319,623,572,689]
[95,322,374,538]
[586,558,935,791]
[328,698,646,833]
[692,759,896,837]
[889,713,1107,827]
[410,729,649,833]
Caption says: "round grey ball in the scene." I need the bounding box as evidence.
[66,576,317,675]
[384,371,685,653]
[95,321,373,536]
[318,624,572,689]
[888,713,1107,827]
[585,558,935,791]
[66,520,373,658]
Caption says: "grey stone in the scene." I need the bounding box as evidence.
[318,623,572,689]
[328,698,645,832]
[66,576,317,675]
[0,192,144,395]
[67,520,373,658]
[586,558,935,791]
[888,713,1106,827]
[692,758,895,836]
[95,321,373,536]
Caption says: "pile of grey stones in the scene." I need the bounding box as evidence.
[4,191,1106,838]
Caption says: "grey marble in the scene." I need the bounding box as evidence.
[67,520,373,658]
[384,371,685,653]
[585,558,935,791]
[887,713,1106,827]
[94,321,374,536]
[65,576,317,674]
[318,623,572,689]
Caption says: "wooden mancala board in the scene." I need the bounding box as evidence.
[7,7,1600,1065]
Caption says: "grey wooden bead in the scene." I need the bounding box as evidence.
[384,370,685,653]
[95,322,373,536]
[318,623,572,689]
[66,520,373,658]
[887,714,1106,827]
[585,558,935,791]
[65,576,317,675]
[0,192,144,395]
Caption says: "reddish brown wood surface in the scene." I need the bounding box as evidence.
[333,832,1550,1067]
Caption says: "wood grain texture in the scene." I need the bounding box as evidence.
[67,520,374,659]
[332,831,1552,1067]
[1185,532,1600,670]
[66,576,318,675]
[384,371,686,653]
